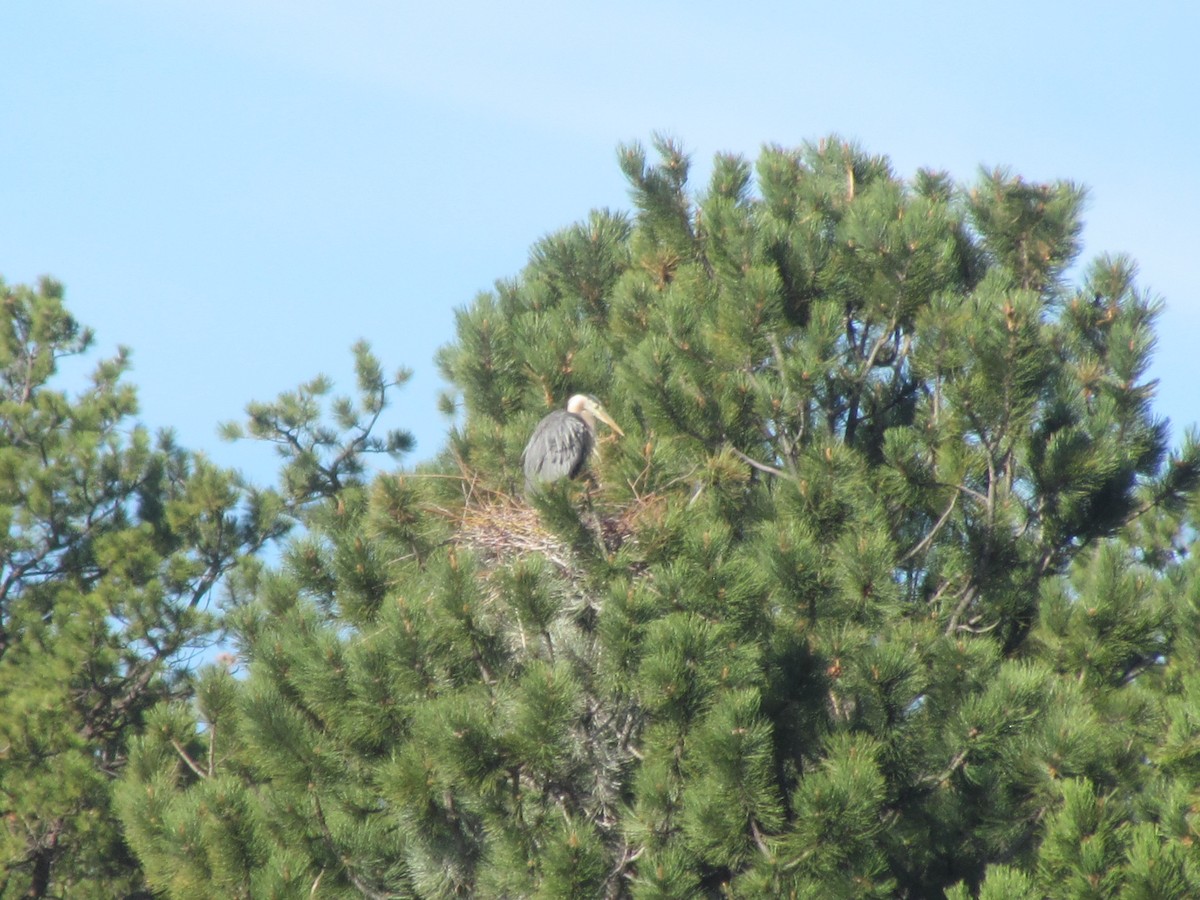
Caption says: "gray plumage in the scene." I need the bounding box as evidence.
[522,394,623,492]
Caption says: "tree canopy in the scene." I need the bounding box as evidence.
[0,277,290,896]
[5,136,1200,898]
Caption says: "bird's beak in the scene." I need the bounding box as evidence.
[593,407,624,437]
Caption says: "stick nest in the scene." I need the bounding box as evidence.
[441,476,663,577]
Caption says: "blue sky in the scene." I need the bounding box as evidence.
[3,1,1198,485]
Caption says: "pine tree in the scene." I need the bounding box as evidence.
[118,137,1200,898]
[0,278,285,897]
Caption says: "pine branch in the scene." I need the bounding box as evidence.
[311,794,394,900]
[900,491,959,563]
[728,445,787,478]
[920,747,970,788]
[945,584,978,635]
[170,739,208,780]
[749,817,772,856]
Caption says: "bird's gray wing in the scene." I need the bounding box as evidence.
[522,411,593,487]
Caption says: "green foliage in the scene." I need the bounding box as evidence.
[0,278,284,896]
[220,339,414,509]
[112,136,1200,899]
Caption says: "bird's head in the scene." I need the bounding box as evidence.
[567,394,624,436]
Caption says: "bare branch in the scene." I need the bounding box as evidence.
[728,446,788,478]
[920,748,969,788]
[945,584,978,635]
[170,739,208,780]
[900,491,958,564]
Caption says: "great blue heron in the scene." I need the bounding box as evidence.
[522,394,623,492]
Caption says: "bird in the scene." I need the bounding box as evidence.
[522,394,623,492]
